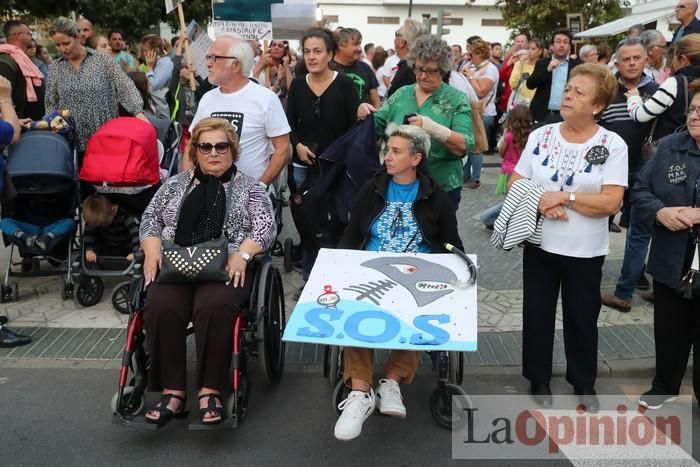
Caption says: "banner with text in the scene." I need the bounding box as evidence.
[283,249,478,351]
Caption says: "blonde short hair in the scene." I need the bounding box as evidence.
[187,118,240,165]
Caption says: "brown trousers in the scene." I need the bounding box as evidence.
[144,276,252,394]
[343,347,421,385]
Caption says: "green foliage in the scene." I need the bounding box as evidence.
[0,0,213,41]
[497,0,626,42]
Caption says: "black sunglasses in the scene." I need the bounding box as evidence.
[196,142,231,154]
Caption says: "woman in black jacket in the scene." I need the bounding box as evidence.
[332,123,463,441]
[631,81,700,410]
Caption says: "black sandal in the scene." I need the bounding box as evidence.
[145,393,188,426]
[198,393,225,425]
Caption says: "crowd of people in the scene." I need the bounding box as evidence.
[0,2,698,439]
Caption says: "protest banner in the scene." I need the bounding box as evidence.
[186,21,212,80]
[212,0,283,40]
[283,249,478,352]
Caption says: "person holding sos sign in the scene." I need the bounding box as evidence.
[331,123,463,441]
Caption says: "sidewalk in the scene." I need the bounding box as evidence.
[0,164,669,376]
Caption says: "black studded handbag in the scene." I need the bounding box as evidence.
[158,237,230,283]
[157,177,232,284]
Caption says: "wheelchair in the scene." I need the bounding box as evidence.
[323,346,471,429]
[111,252,286,430]
[323,244,477,430]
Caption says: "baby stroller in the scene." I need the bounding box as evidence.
[72,117,167,308]
[0,131,80,302]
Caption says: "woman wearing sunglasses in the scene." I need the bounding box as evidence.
[139,117,276,426]
[286,28,360,296]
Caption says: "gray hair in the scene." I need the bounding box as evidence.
[617,36,646,54]
[216,34,255,76]
[386,123,431,159]
[398,18,429,49]
[49,16,78,38]
[639,29,664,48]
[408,35,453,76]
[579,44,598,60]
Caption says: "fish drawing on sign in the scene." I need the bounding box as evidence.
[343,256,457,307]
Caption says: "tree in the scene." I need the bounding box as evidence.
[497,0,626,41]
[0,0,213,41]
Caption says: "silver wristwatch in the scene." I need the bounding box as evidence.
[569,192,576,206]
[239,251,251,262]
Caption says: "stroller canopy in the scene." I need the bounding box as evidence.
[7,131,75,194]
[81,117,161,187]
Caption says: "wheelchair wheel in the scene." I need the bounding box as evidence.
[332,378,350,415]
[75,275,104,307]
[111,281,131,315]
[111,386,145,416]
[429,383,472,430]
[325,346,342,389]
[283,238,294,273]
[256,265,286,385]
[448,351,465,385]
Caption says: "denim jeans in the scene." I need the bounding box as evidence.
[614,206,652,301]
[0,218,75,237]
[464,114,495,182]
[479,202,504,228]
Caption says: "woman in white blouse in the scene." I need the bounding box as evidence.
[509,63,628,412]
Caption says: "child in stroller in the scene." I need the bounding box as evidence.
[0,197,75,254]
[82,194,140,264]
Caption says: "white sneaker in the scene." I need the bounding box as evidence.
[333,389,375,441]
[375,378,406,418]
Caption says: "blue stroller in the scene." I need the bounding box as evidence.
[0,131,80,302]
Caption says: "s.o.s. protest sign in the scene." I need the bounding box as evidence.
[283,249,478,351]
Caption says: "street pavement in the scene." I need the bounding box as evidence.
[0,161,697,466]
[0,362,697,467]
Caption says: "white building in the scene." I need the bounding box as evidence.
[318,0,510,49]
[575,0,678,41]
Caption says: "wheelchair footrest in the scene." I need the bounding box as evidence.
[187,415,238,430]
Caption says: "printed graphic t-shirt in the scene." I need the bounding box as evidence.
[191,81,291,180]
[333,60,379,104]
[366,178,430,253]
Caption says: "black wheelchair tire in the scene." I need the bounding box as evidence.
[332,378,350,415]
[429,383,471,430]
[327,346,342,390]
[256,265,286,385]
[111,386,145,416]
[448,351,465,386]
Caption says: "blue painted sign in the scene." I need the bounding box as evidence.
[283,249,478,351]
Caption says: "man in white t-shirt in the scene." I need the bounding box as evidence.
[189,35,291,188]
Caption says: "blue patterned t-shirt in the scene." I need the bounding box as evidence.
[365,179,430,253]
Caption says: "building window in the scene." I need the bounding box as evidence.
[430,17,464,26]
[324,15,339,23]
[481,19,505,27]
[367,16,400,25]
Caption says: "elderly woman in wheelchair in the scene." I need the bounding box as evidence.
[333,124,463,441]
[139,118,275,426]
